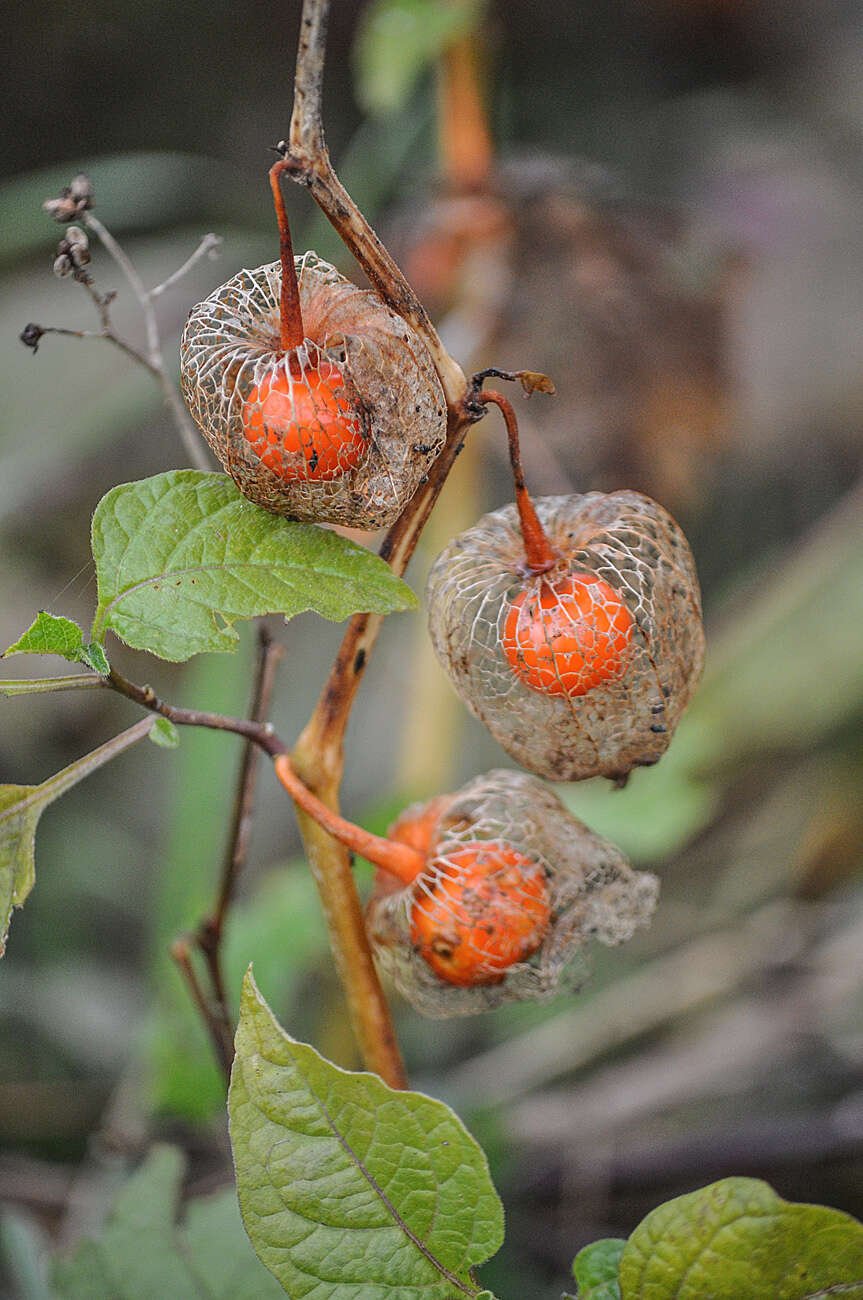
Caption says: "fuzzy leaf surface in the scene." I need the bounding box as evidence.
[619,1178,863,1299]
[91,471,416,661]
[4,612,85,661]
[229,968,504,1299]
[51,1144,283,1299]
[572,1239,624,1298]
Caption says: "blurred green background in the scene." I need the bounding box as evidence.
[2,0,863,1295]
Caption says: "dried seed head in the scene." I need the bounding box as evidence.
[43,174,94,223]
[179,253,447,526]
[426,491,705,782]
[62,226,90,264]
[53,226,91,278]
[367,769,658,1017]
[20,323,45,352]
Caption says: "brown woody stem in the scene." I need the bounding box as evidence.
[270,159,305,350]
[107,667,287,757]
[273,754,423,885]
[283,0,466,407]
[195,629,285,1077]
[170,936,233,1078]
[480,388,557,573]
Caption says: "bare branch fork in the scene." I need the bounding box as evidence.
[24,192,220,472]
[81,215,218,471]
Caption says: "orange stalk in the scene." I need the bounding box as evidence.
[269,159,305,350]
[480,388,557,573]
[273,753,424,885]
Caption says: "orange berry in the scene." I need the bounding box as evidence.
[388,795,453,865]
[242,363,367,482]
[502,572,634,698]
[410,842,552,986]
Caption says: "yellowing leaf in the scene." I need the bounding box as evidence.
[619,1178,863,1299]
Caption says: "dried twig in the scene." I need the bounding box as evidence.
[107,667,286,757]
[281,0,466,406]
[83,213,212,471]
[148,232,222,299]
[194,628,286,1076]
[170,935,233,1078]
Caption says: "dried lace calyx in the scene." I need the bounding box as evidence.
[180,253,447,527]
[426,490,706,782]
[367,769,659,1018]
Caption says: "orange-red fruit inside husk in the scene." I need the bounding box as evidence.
[242,363,366,482]
[502,572,635,697]
[410,841,552,986]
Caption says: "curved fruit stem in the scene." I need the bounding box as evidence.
[480,388,557,573]
[270,158,305,351]
[274,754,424,885]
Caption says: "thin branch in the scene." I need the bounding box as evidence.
[148,233,222,299]
[24,324,158,376]
[282,0,466,406]
[195,628,286,1072]
[83,213,212,472]
[107,667,286,757]
[170,935,233,1079]
[84,214,159,360]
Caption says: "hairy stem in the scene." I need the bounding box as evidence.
[291,400,480,1088]
[0,674,108,697]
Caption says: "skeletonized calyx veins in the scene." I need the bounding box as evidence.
[180,253,447,527]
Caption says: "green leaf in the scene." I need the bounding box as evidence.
[90,471,416,661]
[355,0,486,116]
[573,1238,625,1298]
[229,967,504,1299]
[51,1144,283,1299]
[619,1178,863,1299]
[79,642,110,675]
[0,718,153,956]
[4,612,84,661]
[4,613,110,677]
[149,717,180,749]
